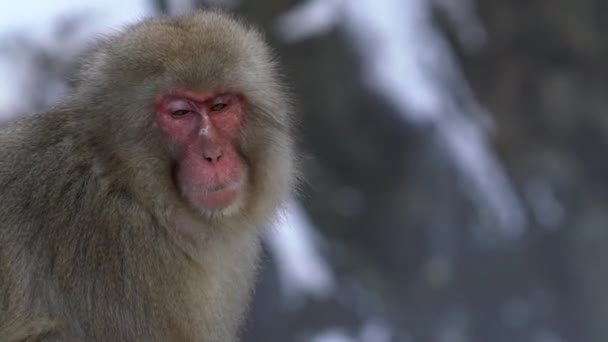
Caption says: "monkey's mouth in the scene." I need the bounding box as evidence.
[194,180,242,210]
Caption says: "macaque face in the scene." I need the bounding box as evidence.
[154,88,247,214]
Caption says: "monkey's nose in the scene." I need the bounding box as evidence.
[203,147,222,163]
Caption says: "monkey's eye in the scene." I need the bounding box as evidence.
[171,109,191,117]
[210,103,227,111]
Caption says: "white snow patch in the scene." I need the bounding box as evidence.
[267,198,336,307]
[277,0,527,237]
[310,329,355,342]
[0,0,153,119]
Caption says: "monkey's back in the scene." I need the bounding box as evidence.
[0,114,181,340]
[0,113,112,339]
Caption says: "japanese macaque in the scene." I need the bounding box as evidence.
[0,11,295,341]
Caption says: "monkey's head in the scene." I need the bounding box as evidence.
[70,12,295,231]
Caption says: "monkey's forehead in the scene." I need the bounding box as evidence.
[81,12,275,91]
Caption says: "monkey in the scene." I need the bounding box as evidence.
[0,11,295,342]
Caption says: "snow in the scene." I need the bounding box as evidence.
[0,0,153,119]
[277,0,528,237]
[0,0,151,39]
[267,198,336,306]
[310,329,355,342]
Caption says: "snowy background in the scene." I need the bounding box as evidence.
[1,1,607,341]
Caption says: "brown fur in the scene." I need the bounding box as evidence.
[0,11,295,341]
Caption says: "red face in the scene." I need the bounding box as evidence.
[155,89,246,213]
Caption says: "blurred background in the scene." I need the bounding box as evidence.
[1,1,606,341]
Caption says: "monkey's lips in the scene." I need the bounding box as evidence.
[194,181,241,210]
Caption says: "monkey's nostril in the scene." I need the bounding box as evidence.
[201,140,223,163]
[203,150,222,163]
